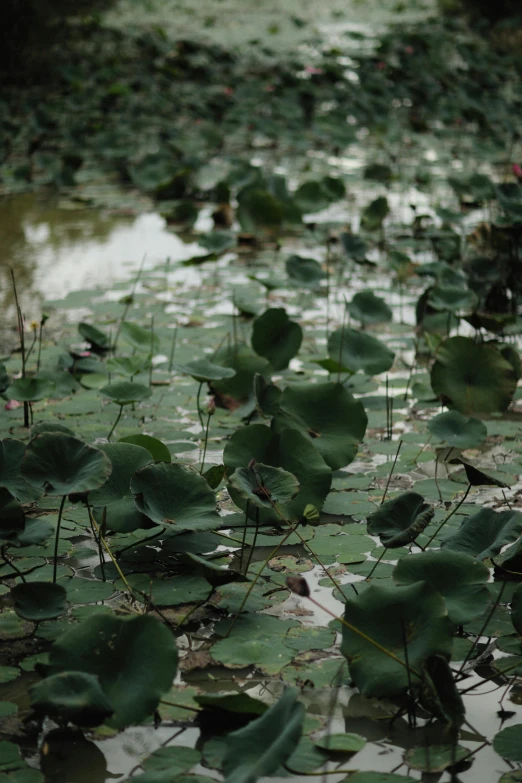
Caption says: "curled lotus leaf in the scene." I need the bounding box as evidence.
[228,463,300,509]
[367,492,434,548]
[346,291,392,326]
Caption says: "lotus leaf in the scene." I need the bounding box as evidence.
[131,462,221,531]
[78,323,110,352]
[328,328,395,376]
[224,424,332,523]
[346,291,392,325]
[212,344,271,401]
[141,746,201,773]
[253,374,281,418]
[393,550,490,625]
[89,443,153,533]
[511,584,522,635]
[314,733,366,753]
[175,358,236,383]
[222,688,304,783]
[367,492,434,548]
[340,581,453,698]
[5,377,55,403]
[30,671,114,727]
[237,188,283,232]
[430,337,518,413]
[229,463,299,509]
[494,724,522,762]
[21,434,111,496]
[285,255,325,287]
[274,382,367,470]
[251,308,302,371]
[47,613,177,729]
[11,582,67,622]
[120,321,160,352]
[100,381,152,405]
[119,434,171,462]
[427,410,487,449]
[360,196,389,231]
[404,745,468,772]
[442,508,522,560]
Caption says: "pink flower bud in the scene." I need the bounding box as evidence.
[5,400,21,410]
[513,164,522,179]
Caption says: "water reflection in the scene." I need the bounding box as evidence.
[0,193,201,321]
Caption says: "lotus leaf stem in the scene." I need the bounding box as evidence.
[424,483,471,548]
[107,404,124,441]
[380,439,403,504]
[200,412,212,476]
[196,382,205,435]
[365,547,388,580]
[1,546,26,583]
[89,508,136,598]
[52,495,67,583]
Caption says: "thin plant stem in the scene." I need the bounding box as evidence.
[107,404,124,441]
[1,546,27,582]
[413,434,432,463]
[200,412,212,475]
[89,509,136,597]
[36,322,44,374]
[159,699,201,713]
[381,440,403,504]
[306,593,421,680]
[424,483,471,548]
[25,329,37,363]
[149,315,154,387]
[336,303,348,385]
[53,495,66,583]
[10,267,29,428]
[195,382,205,436]
[168,325,178,373]
[457,581,507,678]
[244,506,259,573]
[365,547,387,580]
[225,523,300,637]
[240,501,249,572]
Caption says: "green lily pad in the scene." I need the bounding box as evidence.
[224,424,331,523]
[393,550,490,626]
[251,308,302,371]
[47,613,177,729]
[340,581,453,698]
[427,410,487,449]
[328,328,395,376]
[222,688,304,783]
[21,434,111,496]
[286,255,325,288]
[404,744,468,772]
[494,725,522,762]
[442,508,522,560]
[10,582,67,622]
[119,322,160,352]
[131,462,221,532]
[431,337,518,413]
[275,382,367,471]
[228,463,299,509]
[0,439,43,503]
[367,492,433,548]
[346,291,392,326]
[100,382,152,406]
[314,733,366,753]
[30,671,114,728]
[142,746,201,774]
[5,377,55,403]
[118,434,171,462]
[175,359,236,383]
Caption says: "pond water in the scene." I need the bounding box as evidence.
[2,1,522,783]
